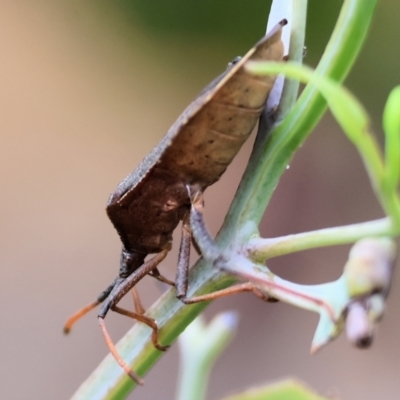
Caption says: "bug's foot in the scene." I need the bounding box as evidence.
[155,343,170,352]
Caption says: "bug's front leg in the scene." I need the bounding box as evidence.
[100,248,168,309]
[98,248,170,338]
[97,248,171,384]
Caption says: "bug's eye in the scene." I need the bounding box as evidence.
[227,56,242,69]
[163,199,179,211]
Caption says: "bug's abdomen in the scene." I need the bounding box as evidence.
[158,27,284,188]
[160,104,261,187]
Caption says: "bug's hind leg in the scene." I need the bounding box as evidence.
[177,191,277,305]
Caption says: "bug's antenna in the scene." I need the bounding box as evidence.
[64,301,101,334]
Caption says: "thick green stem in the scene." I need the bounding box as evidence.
[222,0,378,234]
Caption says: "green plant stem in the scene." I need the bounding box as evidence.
[70,1,376,398]
[248,218,396,260]
[245,62,400,233]
[176,313,238,400]
[223,0,378,235]
[383,86,400,194]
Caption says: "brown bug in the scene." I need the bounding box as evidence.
[64,20,286,384]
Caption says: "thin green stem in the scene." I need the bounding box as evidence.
[246,62,400,230]
[277,0,307,118]
[248,218,396,260]
[379,184,400,227]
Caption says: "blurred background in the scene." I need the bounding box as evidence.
[1,1,399,399]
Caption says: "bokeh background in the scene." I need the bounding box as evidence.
[1,1,399,399]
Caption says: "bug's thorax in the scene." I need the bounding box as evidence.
[107,166,192,255]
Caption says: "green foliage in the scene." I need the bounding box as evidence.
[123,0,268,36]
[221,380,329,400]
[176,313,239,400]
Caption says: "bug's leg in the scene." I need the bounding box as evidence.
[175,212,192,299]
[181,282,274,304]
[97,249,170,382]
[63,278,118,334]
[112,305,169,351]
[179,190,276,304]
[102,248,170,316]
[114,281,170,351]
[148,268,175,286]
[131,287,146,315]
